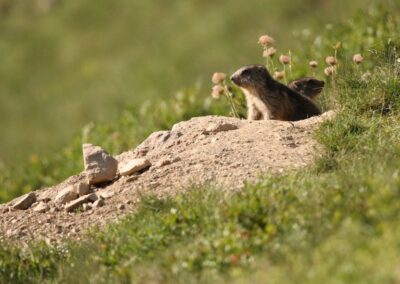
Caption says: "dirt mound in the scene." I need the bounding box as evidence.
[0,112,334,243]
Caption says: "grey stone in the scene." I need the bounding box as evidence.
[76,182,90,196]
[54,185,78,205]
[33,202,49,213]
[83,144,118,185]
[65,193,98,212]
[82,203,92,211]
[92,199,105,208]
[98,191,114,199]
[13,192,36,210]
[118,158,151,176]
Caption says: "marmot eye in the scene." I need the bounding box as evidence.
[242,69,251,77]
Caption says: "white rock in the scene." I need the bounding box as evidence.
[98,191,115,199]
[204,122,238,134]
[33,202,49,213]
[54,185,79,205]
[83,144,118,185]
[82,203,92,211]
[12,192,36,210]
[76,182,90,196]
[65,193,98,212]
[118,158,151,176]
[92,199,105,208]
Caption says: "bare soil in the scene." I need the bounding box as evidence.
[0,112,334,244]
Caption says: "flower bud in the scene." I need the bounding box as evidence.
[211,85,224,99]
[258,35,275,46]
[274,71,285,81]
[279,55,291,65]
[324,66,335,76]
[353,54,363,64]
[211,72,226,84]
[263,47,276,58]
[309,60,318,68]
[325,56,337,66]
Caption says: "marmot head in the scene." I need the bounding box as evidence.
[288,77,325,99]
[230,65,274,91]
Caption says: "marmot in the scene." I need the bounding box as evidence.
[288,77,325,101]
[230,65,321,121]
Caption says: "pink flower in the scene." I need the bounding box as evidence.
[211,85,224,99]
[211,72,227,84]
[279,55,291,65]
[353,54,363,64]
[258,35,275,46]
[324,66,335,76]
[325,56,337,66]
[263,47,276,58]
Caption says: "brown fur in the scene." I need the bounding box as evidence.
[288,77,325,101]
[230,65,321,121]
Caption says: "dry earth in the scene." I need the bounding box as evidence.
[0,112,334,244]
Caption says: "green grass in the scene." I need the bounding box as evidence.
[1,1,400,283]
[0,0,374,202]
[0,0,367,166]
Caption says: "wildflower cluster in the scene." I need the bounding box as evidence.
[323,42,363,81]
[259,35,364,83]
[258,35,292,82]
[211,33,365,116]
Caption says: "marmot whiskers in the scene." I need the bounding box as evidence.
[230,65,321,121]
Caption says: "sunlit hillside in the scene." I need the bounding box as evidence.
[1,1,400,283]
[0,0,365,166]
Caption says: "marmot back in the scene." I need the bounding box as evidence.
[230,65,321,121]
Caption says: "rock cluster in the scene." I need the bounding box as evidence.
[0,114,336,242]
[4,121,240,214]
[64,193,98,212]
[6,143,156,213]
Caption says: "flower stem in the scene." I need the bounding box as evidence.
[283,65,287,84]
[223,85,239,118]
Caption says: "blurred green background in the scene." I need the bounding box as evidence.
[0,0,366,166]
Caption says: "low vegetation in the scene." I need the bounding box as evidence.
[1,1,400,283]
[0,0,366,166]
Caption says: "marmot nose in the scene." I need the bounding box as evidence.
[230,73,240,85]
